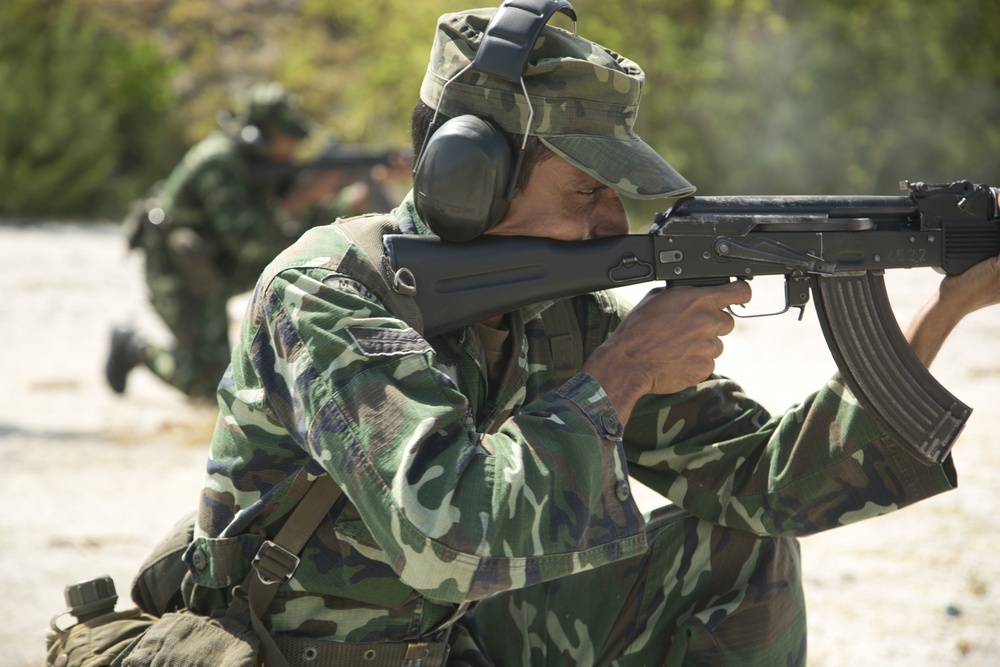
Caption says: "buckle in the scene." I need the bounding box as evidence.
[404,642,430,661]
[252,540,300,585]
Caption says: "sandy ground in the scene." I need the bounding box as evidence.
[1,220,997,666]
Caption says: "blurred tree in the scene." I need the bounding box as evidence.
[295,0,469,147]
[0,0,181,219]
[612,0,1000,197]
[6,0,1000,219]
[567,0,1000,222]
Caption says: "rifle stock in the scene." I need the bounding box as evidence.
[383,180,1000,464]
[384,233,656,334]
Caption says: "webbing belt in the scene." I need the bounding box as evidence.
[225,474,451,667]
[272,633,451,667]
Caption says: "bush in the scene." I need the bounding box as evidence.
[0,0,182,219]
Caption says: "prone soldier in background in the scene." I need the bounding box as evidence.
[105,82,370,399]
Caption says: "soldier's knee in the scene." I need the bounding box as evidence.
[679,531,806,666]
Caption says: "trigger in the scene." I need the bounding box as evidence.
[787,274,812,320]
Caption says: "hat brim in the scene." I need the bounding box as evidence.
[541,134,695,200]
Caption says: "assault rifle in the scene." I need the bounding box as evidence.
[383,180,1000,466]
[248,142,412,211]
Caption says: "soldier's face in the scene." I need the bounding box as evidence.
[487,156,630,241]
[267,130,301,162]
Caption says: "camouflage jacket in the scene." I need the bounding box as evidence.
[183,194,956,643]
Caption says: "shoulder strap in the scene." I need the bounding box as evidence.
[226,474,344,667]
[335,215,425,335]
[541,299,584,384]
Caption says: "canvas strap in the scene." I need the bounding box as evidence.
[224,463,452,667]
[225,474,343,667]
[334,215,425,335]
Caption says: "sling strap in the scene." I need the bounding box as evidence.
[540,298,584,385]
[226,474,344,667]
[218,217,461,665]
[334,215,425,335]
[224,473,452,667]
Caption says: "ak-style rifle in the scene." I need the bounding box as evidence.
[384,180,1000,465]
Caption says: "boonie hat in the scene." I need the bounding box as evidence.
[419,8,695,199]
[242,82,313,139]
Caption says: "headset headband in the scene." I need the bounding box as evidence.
[425,0,578,194]
[472,0,577,83]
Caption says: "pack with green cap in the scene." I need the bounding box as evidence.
[44,475,343,667]
[45,575,159,667]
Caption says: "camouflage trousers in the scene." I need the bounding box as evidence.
[142,284,232,400]
[138,233,245,399]
[455,504,805,667]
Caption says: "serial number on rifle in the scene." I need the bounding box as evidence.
[887,248,928,263]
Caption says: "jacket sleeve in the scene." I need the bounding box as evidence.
[622,375,957,537]
[250,263,648,603]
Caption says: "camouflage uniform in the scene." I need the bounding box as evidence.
[181,10,956,666]
[137,130,299,398]
[184,197,954,666]
[134,85,346,399]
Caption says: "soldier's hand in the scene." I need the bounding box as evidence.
[905,252,1000,368]
[938,252,1000,317]
[582,280,751,423]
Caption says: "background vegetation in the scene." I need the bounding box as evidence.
[5,0,999,223]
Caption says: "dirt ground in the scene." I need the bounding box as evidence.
[1,220,997,666]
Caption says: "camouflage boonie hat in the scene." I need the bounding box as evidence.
[242,82,312,139]
[420,8,695,199]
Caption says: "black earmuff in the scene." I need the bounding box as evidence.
[413,115,513,242]
[413,0,577,242]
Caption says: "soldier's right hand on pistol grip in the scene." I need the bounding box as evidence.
[583,280,751,422]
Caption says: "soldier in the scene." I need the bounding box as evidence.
[105,82,355,399]
[175,7,1000,666]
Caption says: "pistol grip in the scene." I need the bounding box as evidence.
[813,272,970,465]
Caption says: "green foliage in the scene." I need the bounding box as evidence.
[0,0,181,219]
[678,0,1000,196]
[7,0,1000,220]
[568,0,1000,222]
[295,0,470,147]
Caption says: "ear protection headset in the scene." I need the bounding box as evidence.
[413,0,577,242]
[219,84,311,157]
[217,110,270,156]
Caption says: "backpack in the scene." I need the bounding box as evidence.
[45,476,342,667]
